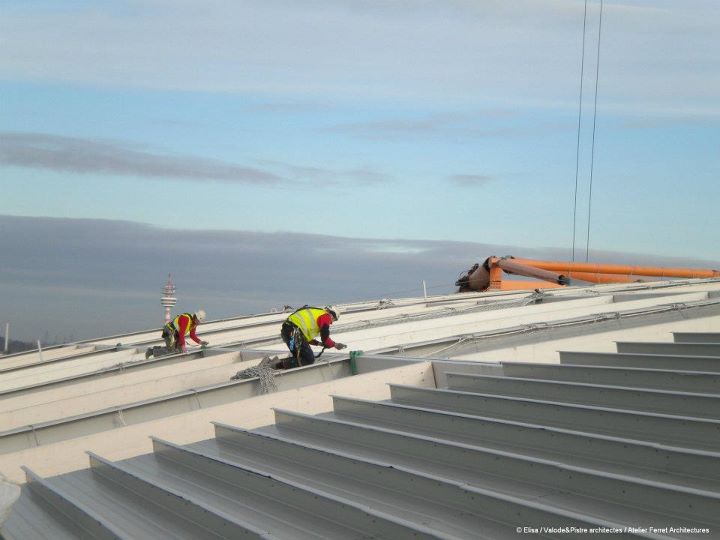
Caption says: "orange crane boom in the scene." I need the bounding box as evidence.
[510,258,720,279]
[456,256,720,293]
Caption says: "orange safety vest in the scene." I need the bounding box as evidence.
[167,313,196,335]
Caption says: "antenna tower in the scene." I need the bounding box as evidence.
[161,274,177,323]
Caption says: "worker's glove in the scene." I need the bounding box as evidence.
[334,342,347,350]
[309,339,321,346]
[200,341,209,347]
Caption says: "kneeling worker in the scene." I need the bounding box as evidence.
[146,309,208,358]
[280,305,346,368]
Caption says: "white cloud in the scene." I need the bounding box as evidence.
[0,1,717,113]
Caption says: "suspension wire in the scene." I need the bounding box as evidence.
[585,0,604,262]
[572,0,589,263]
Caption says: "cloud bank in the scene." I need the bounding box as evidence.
[0,132,283,183]
[2,214,718,342]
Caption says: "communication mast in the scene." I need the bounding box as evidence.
[161,274,177,323]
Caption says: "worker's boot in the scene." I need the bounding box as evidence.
[280,356,298,369]
[145,348,153,359]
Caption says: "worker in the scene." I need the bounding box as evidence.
[280,305,346,368]
[146,309,208,358]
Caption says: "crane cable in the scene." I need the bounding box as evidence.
[585,0,604,262]
[572,0,604,263]
[572,0,589,263]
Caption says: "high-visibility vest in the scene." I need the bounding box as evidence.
[169,313,195,335]
[287,307,326,341]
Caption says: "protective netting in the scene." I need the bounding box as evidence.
[230,355,278,394]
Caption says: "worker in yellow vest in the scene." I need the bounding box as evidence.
[280,305,346,368]
[146,309,208,358]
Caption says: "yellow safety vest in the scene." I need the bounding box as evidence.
[287,307,326,341]
[170,313,195,335]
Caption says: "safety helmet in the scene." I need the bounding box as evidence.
[195,309,207,322]
[324,305,339,321]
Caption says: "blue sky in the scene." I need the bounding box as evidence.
[1,1,719,341]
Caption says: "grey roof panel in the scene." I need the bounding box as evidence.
[616,341,720,357]
[268,408,720,492]
[20,468,127,540]
[181,432,508,539]
[39,466,247,539]
[443,372,720,419]
[125,438,469,539]
[207,422,718,529]
[559,351,720,372]
[496,362,720,394]
[0,483,88,540]
[386,385,720,451]
[674,332,720,343]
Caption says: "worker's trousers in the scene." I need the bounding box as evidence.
[150,328,182,358]
[280,322,315,367]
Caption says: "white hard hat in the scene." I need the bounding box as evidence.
[324,305,339,321]
[195,309,207,322]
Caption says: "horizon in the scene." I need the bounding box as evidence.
[2,213,719,343]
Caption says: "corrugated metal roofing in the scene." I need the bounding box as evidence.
[2,280,720,538]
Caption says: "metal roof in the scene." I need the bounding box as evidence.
[2,280,720,538]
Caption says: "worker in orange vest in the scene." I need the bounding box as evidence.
[146,309,208,358]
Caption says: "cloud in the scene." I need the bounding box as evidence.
[616,114,719,130]
[247,102,332,113]
[326,112,517,140]
[448,174,493,187]
[0,132,284,183]
[2,214,718,341]
[259,159,391,185]
[2,1,716,112]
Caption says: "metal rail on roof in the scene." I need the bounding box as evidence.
[0,358,350,454]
